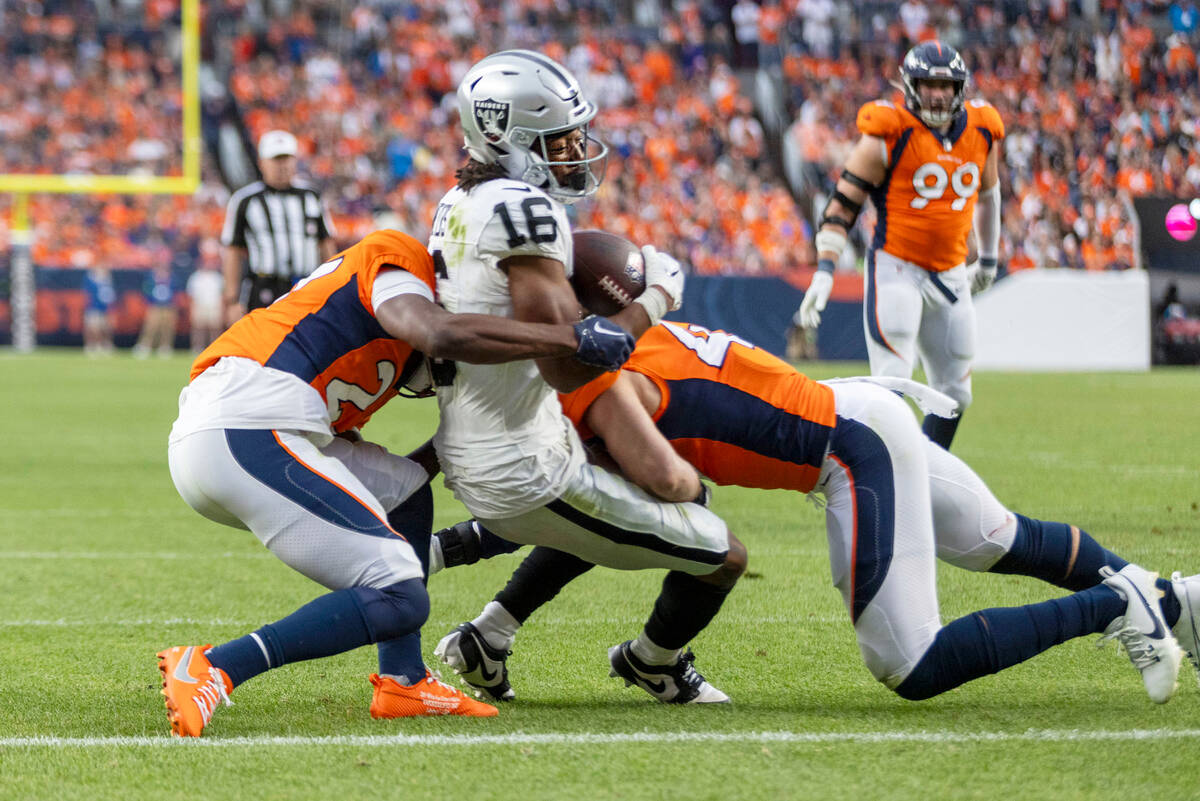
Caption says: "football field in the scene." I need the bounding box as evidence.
[2,350,1198,801]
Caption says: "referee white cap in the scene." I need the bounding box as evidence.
[258,130,298,159]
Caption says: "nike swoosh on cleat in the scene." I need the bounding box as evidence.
[638,678,667,694]
[476,661,498,682]
[172,646,200,685]
[1128,582,1167,639]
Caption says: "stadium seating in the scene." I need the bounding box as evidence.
[2,0,1197,285]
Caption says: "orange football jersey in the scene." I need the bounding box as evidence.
[560,322,836,493]
[857,98,1004,271]
[191,229,435,433]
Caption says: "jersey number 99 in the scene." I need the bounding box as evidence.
[910,162,980,211]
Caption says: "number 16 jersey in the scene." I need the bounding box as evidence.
[428,179,585,519]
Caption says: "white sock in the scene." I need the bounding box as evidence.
[472,601,520,650]
[630,634,680,666]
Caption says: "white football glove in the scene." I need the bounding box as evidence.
[968,258,997,294]
[798,270,833,329]
[641,244,684,311]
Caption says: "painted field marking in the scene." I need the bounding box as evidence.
[3,729,1200,748]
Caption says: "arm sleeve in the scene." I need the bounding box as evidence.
[371,267,435,313]
[973,184,1001,261]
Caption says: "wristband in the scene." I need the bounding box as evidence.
[633,287,669,326]
[816,258,835,274]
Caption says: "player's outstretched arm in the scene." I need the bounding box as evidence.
[377,293,580,364]
[800,134,888,329]
[583,372,702,503]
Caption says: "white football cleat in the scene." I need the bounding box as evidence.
[608,641,729,704]
[1170,571,1200,683]
[1099,564,1184,704]
[433,622,515,702]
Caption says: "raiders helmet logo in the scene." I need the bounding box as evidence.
[474,98,511,143]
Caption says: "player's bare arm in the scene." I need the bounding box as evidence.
[582,371,702,503]
[798,133,886,329]
[375,291,578,364]
[818,134,887,262]
[504,254,640,392]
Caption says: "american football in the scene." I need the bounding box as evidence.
[570,229,646,316]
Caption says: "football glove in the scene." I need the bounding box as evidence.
[798,270,834,329]
[573,315,635,370]
[968,257,998,294]
[641,245,684,311]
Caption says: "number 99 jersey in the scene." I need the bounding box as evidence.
[857,98,1004,272]
[428,179,583,518]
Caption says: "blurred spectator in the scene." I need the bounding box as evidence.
[9,0,1200,286]
[186,238,224,351]
[82,267,115,356]
[133,262,177,358]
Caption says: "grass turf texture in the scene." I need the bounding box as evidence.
[1,349,1198,801]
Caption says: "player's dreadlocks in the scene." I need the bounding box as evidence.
[456,159,508,191]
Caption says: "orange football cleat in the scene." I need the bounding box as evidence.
[156,644,233,737]
[368,670,499,718]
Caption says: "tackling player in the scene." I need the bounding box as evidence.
[428,50,746,705]
[156,228,636,736]
[798,41,1003,449]
[433,322,1200,705]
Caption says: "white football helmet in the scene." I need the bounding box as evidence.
[457,49,608,203]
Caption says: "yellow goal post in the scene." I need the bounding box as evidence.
[4,0,200,351]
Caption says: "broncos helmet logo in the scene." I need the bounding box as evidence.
[473,98,511,143]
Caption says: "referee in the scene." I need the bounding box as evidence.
[220,130,338,324]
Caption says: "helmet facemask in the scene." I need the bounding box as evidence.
[458,49,609,204]
[899,43,969,129]
[517,123,608,203]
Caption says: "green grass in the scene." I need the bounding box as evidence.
[2,350,1199,800]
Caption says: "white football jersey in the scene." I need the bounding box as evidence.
[429,178,586,518]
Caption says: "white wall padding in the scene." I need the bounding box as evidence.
[973,270,1150,371]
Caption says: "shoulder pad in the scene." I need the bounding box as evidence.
[966,99,1005,139]
[360,230,434,281]
[857,100,907,139]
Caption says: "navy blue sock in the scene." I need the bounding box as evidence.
[990,514,1129,592]
[376,632,426,685]
[922,412,961,449]
[388,483,434,576]
[894,584,1124,700]
[207,578,429,689]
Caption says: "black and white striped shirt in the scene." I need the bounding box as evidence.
[221,180,335,281]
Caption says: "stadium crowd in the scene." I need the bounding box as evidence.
[2,0,1200,281]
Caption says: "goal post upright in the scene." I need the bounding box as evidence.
[4,0,201,351]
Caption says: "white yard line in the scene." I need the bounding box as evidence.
[0,552,269,559]
[0,615,845,627]
[3,729,1200,748]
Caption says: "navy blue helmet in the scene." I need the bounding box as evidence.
[899,41,969,127]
